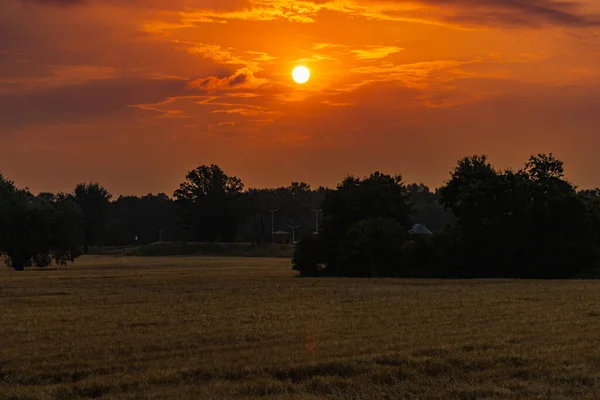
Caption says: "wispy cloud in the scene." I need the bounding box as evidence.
[21,0,600,28]
[176,0,600,28]
[188,68,270,91]
[184,42,247,65]
[351,46,404,60]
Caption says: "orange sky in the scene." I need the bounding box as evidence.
[1,0,600,195]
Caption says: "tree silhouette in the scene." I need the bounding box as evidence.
[293,172,413,277]
[71,183,112,253]
[0,173,83,271]
[104,193,182,245]
[173,164,245,242]
[438,153,597,278]
[246,188,277,245]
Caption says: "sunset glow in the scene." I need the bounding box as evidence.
[1,0,600,195]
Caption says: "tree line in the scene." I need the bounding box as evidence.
[0,164,452,271]
[293,153,600,279]
[7,153,592,279]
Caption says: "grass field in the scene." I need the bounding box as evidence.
[88,243,294,258]
[2,257,600,399]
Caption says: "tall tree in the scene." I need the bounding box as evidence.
[0,174,83,271]
[293,172,413,277]
[173,164,245,242]
[71,183,112,253]
[438,153,597,278]
[246,188,277,245]
[0,173,17,258]
[322,172,412,244]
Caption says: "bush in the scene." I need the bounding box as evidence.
[335,218,407,277]
[292,235,328,277]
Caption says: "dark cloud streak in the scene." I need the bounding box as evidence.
[0,77,189,132]
[19,0,600,28]
[21,0,84,6]
[427,0,600,27]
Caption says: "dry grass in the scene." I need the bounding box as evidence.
[2,256,600,399]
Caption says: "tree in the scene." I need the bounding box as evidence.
[579,188,600,238]
[246,188,277,245]
[42,193,84,267]
[336,218,408,277]
[0,173,18,257]
[0,174,83,271]
[173,164,245,242]
[71,183,112,253]
[292,234,328,276]
[293,172,413,276]
[406,183,454,230]
[241,184,330,245]
[438,153,598,278]
[104,193,183,245]
[322,172,412,243]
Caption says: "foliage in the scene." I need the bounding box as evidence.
[406,183,455,230]
[71,182,112,253]
[336,218,408,277]
[291,234,328,276]
[4,153,599,278]
[244,184,329,245]
[398,230,458,277]
[293,172,413,277]
[294,153,600,279]
[322,172,412,241]
[103,193,183,245]
[0,174,83,271]
[0,173,16,252]
[437,153,599,278]
[173,164,246,242]
[246,188,277,246]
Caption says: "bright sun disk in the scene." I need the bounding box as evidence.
[292,66,310,84]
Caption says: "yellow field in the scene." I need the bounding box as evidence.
[2,256,600,399]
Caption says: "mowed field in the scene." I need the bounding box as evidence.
[2,257,600,399]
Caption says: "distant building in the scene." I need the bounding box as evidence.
[273,230,292,245]
[409,223,434,235]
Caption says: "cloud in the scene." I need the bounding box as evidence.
[348,60,472,91]
[187,68,270,91]
[19,0,600,28]
[185,42,247,65]
[433,0,600,27]
[212,107,278,117]
[21,0,82,6]
[351,46,404,60]
[370,0,600,28]
[179,0,600,28]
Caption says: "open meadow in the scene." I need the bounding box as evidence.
[3,256,600,399]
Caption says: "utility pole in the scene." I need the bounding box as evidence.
[268,209,279,235]
[288,224,299,244]
[310,209,322,233]
[156,229,164,244]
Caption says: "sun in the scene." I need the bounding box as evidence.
[292,66,310,84]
